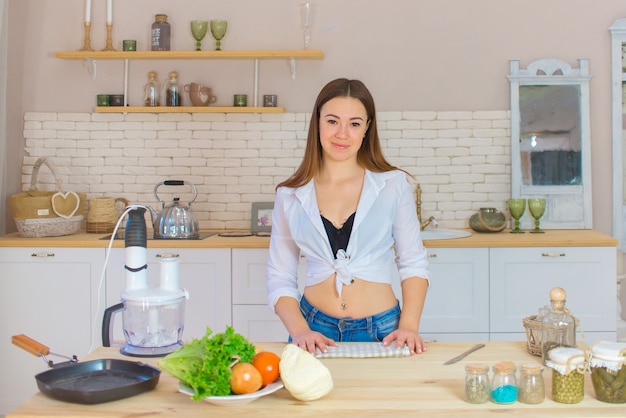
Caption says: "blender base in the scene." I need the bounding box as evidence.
[120,342,182,358]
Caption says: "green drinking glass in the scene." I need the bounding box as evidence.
[528,198,546,233]
[210,19,228,51]
[508,198,526,233]
[190,20,208,51]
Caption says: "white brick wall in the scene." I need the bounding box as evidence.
[21,110,511,230]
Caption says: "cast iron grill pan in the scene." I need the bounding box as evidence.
[35,359,161,404]
[12,334,161,404]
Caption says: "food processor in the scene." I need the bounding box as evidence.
[103,206,189,357]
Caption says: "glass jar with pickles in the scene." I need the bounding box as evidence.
[546,347,586,404]
[589,341,626,403]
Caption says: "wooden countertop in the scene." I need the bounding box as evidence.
[0,229,617,249]
[7,341,625,417]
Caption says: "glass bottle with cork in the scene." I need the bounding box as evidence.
[540,287,577,364]
[517,363,545,404]
[464,363,490,404]
[491,361,517,404]
[164,71,182,106]
[144,71,159,106]
[151,14,171,51]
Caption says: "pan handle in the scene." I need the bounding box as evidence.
[12,334,51,357]
[102,303,125,347]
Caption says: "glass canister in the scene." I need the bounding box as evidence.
[144,71,159,106]
[164,71,182,106]
[546,346,585,404]
[464,363,490,404]
[151,14,171,51]
[491,361,517,404]
[540,287,576,364]
[589,341,626,403]
[517,363,545,404]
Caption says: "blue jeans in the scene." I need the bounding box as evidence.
[296,295,400,342]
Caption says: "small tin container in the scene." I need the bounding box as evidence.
[109,94,124,106]
[589,341,626,403]
[263,94,277,107]
[546,347,585,404]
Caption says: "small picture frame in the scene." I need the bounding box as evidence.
[250,202,274,233]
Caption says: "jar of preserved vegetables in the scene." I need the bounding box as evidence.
[517,363,545,404]
[589,341,626,403]
[546,346,585,404]
[491,361,517,404]
[464,363,490,404]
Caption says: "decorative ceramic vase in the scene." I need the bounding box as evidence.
[469,208,507,233]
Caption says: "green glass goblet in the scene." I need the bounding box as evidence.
[508,198,526,233]
[190,20,208,51]
[528,198,546,234]
[210,19,228,51]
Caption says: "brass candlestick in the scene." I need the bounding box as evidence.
[102,22,116,51]
[80,22,94,51]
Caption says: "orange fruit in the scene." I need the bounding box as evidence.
[230,362,263,395]
[252,351,281,386]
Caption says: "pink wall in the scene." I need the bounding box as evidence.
[6,0,626,235]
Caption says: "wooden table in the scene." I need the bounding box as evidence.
[7,341,626,417]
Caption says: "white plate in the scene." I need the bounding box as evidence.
[178,379,284,406]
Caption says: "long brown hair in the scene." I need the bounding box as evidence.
[276,78,401,190]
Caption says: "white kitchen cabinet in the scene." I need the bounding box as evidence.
[417,248,490,342]
[104,248,231,343]
[232,248,305,342]
[490,246,617,342]
[0,247,104,415]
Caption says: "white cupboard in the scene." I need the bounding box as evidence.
[0,247,104,415]
[489,246,617,342]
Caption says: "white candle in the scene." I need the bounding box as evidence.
[106,0,112,23]
[85,0,91,22]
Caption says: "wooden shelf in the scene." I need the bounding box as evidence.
[95,106,285,113]
[55,50,324,60]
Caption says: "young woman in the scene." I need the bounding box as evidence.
[266,78,430,355]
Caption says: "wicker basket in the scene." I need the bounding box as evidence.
[15,216,83,238]
[10,157,86,237]
[522,315,542,356]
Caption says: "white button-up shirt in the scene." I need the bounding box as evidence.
[267,169,430,311]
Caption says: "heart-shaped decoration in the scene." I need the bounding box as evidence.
[51,191,80,219]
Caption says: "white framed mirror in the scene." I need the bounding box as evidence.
[508,58,592,229]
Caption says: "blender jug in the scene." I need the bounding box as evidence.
[102,207,188,357]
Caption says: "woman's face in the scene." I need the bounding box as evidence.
[318,96,369,163]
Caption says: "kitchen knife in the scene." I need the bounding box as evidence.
[443,343,485,365]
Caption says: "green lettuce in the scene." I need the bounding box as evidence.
[157,326,256,399]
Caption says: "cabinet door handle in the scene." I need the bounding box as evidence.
[31,252,55,258]
[156,253,180,258]
[541,252,566,258]
[428,253,437,258]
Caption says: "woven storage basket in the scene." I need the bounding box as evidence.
[522,315,542,356]
[10,157,86,237]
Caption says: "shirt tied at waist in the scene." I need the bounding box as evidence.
[334,250,353,296]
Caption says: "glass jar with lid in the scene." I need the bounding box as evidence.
[517,363,545,404]
[151,14,171,51]
[589,341,626,403]
[540,287,577,364]
[491,361,517,404]
[546,346,585,404]
[464,363,490,404]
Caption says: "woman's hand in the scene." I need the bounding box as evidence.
[291,330,338,356]
[382,328,427,355]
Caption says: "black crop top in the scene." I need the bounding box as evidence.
[320,212,356,258]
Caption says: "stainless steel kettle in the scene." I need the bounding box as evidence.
[148,180,200,239]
